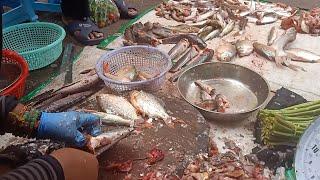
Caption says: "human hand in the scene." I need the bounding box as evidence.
[50,148,98,180]
[37,112,101,147]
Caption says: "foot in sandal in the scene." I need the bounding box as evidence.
[113,0,139,19]
[63,16,104,46]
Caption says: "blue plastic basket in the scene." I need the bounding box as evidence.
[3,22,66,70]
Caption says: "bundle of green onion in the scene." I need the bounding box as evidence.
[259,100,320,146]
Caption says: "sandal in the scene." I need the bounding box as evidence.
[65,18,104,46]
[113,0,138,19]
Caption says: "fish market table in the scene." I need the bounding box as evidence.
[77,87,210,179]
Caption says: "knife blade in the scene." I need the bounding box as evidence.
[64,44,75,85]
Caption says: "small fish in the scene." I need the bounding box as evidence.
[204,29,220,41]
[235,39,254,57]
[169,48,214,82]
[267,26,278,46]
[285,48,320,63]
[194,80,215,96]
[187,20,210,28]
[161,34,207,49]
[219,20,235,37]
[216,13,226,29]
[43,91,93,112]
[170,45,200,72]
[168,24,200,33]
[256,14,278,25]
[152,27,175,38]
[198,26,213,39]
[216,42,237,62]
[93,112,133,127]
[115,65,137,82]
[87,128,132,154]
[136,71,155,80]
[194,11,215,22]
[168,38,190,60]
[253,42,276,61]
[130,91,173,127]
[96,94,139,120]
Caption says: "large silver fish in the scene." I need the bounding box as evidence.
[96,94,138,120]
[235,39,253,57]
[129,90,173,127]
[285,48,320,63]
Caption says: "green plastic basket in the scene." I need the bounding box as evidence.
[3,22,66,70]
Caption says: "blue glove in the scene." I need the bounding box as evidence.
[37,112,101,147]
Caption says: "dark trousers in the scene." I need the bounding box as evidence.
[61,0,90,20]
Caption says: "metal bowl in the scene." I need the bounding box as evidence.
[177,62,270,122]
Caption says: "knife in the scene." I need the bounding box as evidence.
[64,44,75,85]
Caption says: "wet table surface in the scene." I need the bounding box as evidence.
[79,87,210,180]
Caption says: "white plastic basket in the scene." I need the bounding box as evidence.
[96,46,172,92]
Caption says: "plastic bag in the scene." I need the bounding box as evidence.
[89,0,120,28]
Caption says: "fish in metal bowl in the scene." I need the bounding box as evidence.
[177,62,270,122]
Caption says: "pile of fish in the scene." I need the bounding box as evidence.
[96,90,174,128]
[194,80,230,113]
[28,69,102,112]
[103,63,157,82]
[155,1,192,22]
[181,142,269,179]
[281,7,320,35]
[123,22,176,46]
[253,27,320,71]
[155,0,295,37]
[165,35,213,82]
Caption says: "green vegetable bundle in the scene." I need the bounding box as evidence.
[259,100,320,146]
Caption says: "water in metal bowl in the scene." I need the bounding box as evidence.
[177,62,270,122]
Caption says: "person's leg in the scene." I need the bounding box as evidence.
[61,0,89,20]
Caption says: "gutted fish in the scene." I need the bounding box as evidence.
[194,80,215,96]
[130,90,173,127]
[170,45,200,72]
[168,38,190,60]
[96,94,139,120]
[87,128,132,154]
